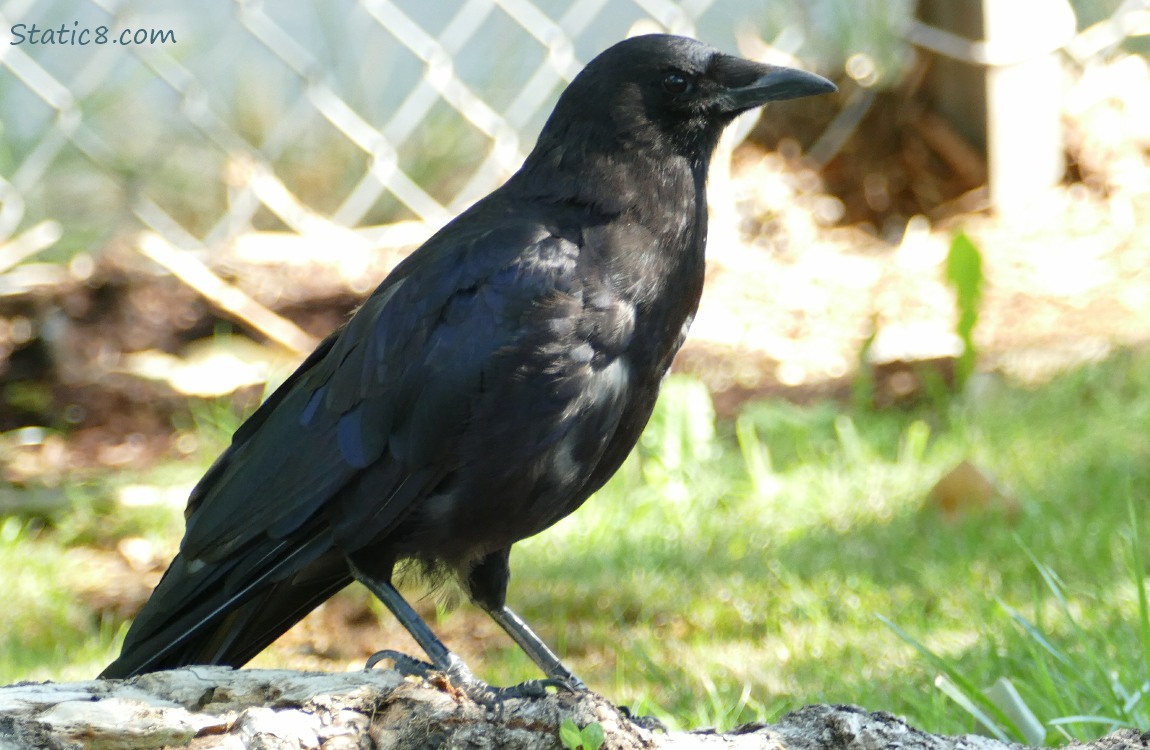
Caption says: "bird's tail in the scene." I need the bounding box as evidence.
[100,534,350,679]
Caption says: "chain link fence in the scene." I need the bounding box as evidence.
[0,2,797,291]
[0,0,848,359]
[0,0,1146,354]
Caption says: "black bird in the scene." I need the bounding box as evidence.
[100,34,834,691]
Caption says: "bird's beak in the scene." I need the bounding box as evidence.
[717,60,837,112]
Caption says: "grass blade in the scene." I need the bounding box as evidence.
[1129,496,1150,688]
[934,675,1012,743]
[878,614,1025,741]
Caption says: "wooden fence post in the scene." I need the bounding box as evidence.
[912,0,1076,217]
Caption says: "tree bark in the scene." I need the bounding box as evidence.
[0,667,1145,750]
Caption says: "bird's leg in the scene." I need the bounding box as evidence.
[483,604,586,690]
[349,557,560,706]
[466,549,584,696]
[482,602,662,729]
[347,558,477,684]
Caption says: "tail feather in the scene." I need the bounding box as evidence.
[101,534,349,679]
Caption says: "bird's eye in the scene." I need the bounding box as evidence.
[662,73,692,95]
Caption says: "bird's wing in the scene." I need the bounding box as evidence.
[103,221,587,675]
[177,220,582,565]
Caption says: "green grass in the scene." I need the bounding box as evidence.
[2,350,1149,743]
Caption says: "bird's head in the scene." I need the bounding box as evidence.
[535,34,836,164]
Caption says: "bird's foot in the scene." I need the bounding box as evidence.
[365,648,437,677]
[619,705,667,732]
[486,676,583,700]
[365,649,581,706]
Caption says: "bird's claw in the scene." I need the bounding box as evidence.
[485,676,581,700]
[364,649,436,676]
[452,675,581,713]
[363,650,580,708]
[619,704,667,732]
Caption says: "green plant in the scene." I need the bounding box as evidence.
[559,718,605,750]
[944,231,985,389]
[882,502,1150,745]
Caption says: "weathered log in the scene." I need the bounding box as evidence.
[1,667,1146,750]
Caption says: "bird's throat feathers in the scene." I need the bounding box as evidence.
[513,120,712,248]
[507,119,710,319]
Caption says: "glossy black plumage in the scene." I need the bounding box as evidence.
[101,34,834,683]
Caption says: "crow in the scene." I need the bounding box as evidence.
[100,34,835,694]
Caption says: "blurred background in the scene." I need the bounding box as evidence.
[2,0,1150,744]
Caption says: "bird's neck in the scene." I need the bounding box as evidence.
[513,132,712,228]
